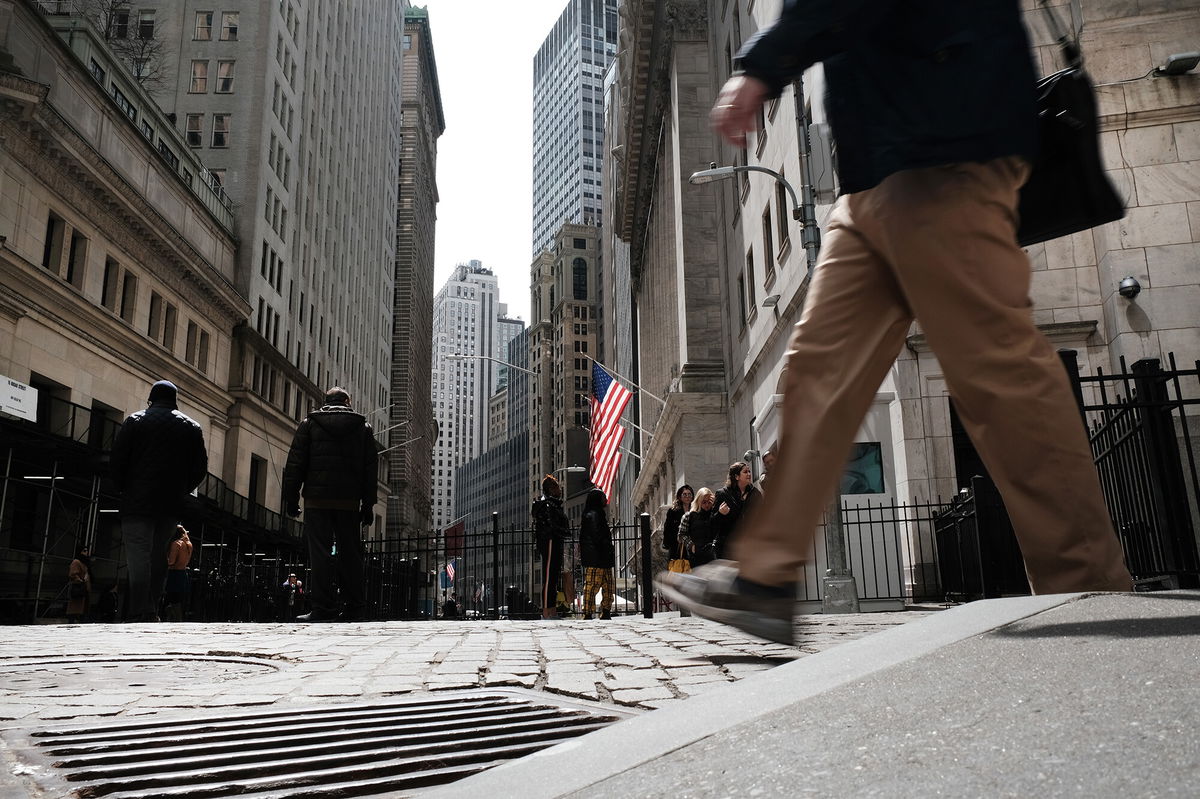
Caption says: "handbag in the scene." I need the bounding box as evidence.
[1016,1,1124,247]
[69,581,87,599]
[668,542,691,574]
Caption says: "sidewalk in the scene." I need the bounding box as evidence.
[0,609,932,727]
[434,590,1200,798]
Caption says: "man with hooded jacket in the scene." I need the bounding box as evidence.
[109,380,208,622]
[282,387,378,622]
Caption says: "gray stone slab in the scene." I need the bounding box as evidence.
[425,593,1140,798]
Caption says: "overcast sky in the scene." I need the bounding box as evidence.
[419,0,572,324]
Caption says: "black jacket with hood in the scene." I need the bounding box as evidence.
[109,400,207,516]
[281,404,377,512]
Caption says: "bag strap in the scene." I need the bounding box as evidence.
[1038,0,1082,70]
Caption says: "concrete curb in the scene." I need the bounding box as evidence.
[427,593,1087,798]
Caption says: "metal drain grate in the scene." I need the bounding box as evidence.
[13,691,631,798]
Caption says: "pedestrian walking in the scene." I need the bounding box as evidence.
[579,488,616,620]
[282,387,378,622]
[660,0,1133,645]
[109,380,208,623]
[663,484,694,556]
[678,488,719,568]
[163,526,193,621]
[280,573,304,619]
[65,546,91,622]
[712,462,760,559]
[531,475,570,619]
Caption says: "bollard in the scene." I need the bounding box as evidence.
[491,512,500,621]
[640,512,652,619]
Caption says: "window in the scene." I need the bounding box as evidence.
[209,169,225,187]
[41,212,64,271]
[761,208,775,285]
[216,60,235,93]
[220,12,239,40]
[775,180,790,250]
[573,237,586,249]
[110,85,136,121]
[402,34,412,49]
[211,114,229,148]
[108,9,129,38]
[186,321,199,364]
[841,442,885,494]
[572,257,588,300]
[119,271,138,323]
[163,303,177,351]
[140,119,153,140]
[745,247,757,316]
[190,60,209,93]
[736,273,747,328]
[198,331,210,374]
[65,230,87,289]
[148,292,163,340]
[194,11,213,40]
[137,10,155,39]
[185,114,203,148]
[101,258,119,311]
[88,58,105,84]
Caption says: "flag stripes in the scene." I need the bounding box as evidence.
[589,363,632,500]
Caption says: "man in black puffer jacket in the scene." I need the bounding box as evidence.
[109,380,208,622]
[282,387,378,622]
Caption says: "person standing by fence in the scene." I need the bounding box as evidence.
[163,526,193,622]
[579,488,616,620]
[66,546,91,622]
[532,475,571,619]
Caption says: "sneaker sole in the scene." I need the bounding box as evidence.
[658,579,794,646]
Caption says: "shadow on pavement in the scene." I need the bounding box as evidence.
[992,614,1200,638]
[703,654,795,666]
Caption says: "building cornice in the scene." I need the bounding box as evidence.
[906,320,1100,354]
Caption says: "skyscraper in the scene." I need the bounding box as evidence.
[389,6,444,542]
[430,261,500,531]
[531,0,619,257]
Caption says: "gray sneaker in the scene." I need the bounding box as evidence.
[656,560,796,645]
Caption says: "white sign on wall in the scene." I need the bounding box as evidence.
[2,376,38,423]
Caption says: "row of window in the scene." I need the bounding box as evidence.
[40,211,211,374]
[188,59,235,94]
[184,112,230,149]
[192,12,240,41]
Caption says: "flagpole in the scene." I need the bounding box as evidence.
[583,426,642,462]
[586,355,666,407]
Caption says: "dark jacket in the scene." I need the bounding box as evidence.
[737,0,1038,194]
[663,505,686,554]
[532,494,570,551]
[281,405,377,512]
[713,485,761,559]
[109,402,207,516]
[579,509,615,569]
[678,508,718,566]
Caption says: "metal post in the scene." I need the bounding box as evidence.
[1058,349,1088,429]
[32,461,59,621]
[821,498,860,613]
[639,512,652,619]
[491,512,500,620]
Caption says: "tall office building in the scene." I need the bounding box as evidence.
[531,0,618,257]
[135,1,406,517]
[496,309,525,390]
[389,6,444,542]
[430,262,500,531]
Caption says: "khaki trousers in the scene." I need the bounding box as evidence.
[732,158,1132,595]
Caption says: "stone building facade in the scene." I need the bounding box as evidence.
[388,5,442,542]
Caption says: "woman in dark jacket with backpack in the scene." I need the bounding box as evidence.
[579,489,616,620]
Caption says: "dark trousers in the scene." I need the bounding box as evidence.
[122,514,177,619]
[305,508,365,615]
[538,538,563,610]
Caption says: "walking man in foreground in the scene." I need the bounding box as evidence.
[110,380,208,622]
[660,0,1132,645]
[282,387,378,622]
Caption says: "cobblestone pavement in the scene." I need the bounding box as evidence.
[0,610,937,728]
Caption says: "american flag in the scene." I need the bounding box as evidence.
[589,363,632,501]
[446,559,455,583]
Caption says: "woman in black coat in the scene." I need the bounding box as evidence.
[678,488,718,567]
[579,488,616,620]
[662,484,694,556]
[713,461,761,559]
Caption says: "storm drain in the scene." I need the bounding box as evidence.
[15,691,631,798]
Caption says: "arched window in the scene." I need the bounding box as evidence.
[572,257,588,300]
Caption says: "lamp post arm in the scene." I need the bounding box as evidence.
[731,165,801,216]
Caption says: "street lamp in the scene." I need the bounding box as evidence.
[688,160,859,613]
[445,352,537,376]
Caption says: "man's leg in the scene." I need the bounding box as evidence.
[121,515,155,620]
[581,567,598,616]
[333,509,366,617]
[303,509,338,617]
[732,201,915,586]
[149,517,176,617]
[598,568,615,617]
[869,158,1131,593]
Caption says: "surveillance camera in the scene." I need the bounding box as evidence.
[1118,276,1142,300]
[743,449,760,461]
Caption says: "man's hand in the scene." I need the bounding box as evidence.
[718,502,731,516]
[711,75,770,148]
[285,503,301,518]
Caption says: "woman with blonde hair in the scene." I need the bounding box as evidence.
[678,488,719,567]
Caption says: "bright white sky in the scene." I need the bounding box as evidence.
[420,0,571,324]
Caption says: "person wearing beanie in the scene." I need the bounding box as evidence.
[531,474,571,619]
[109,379,208,622]
[281,387,378,622]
